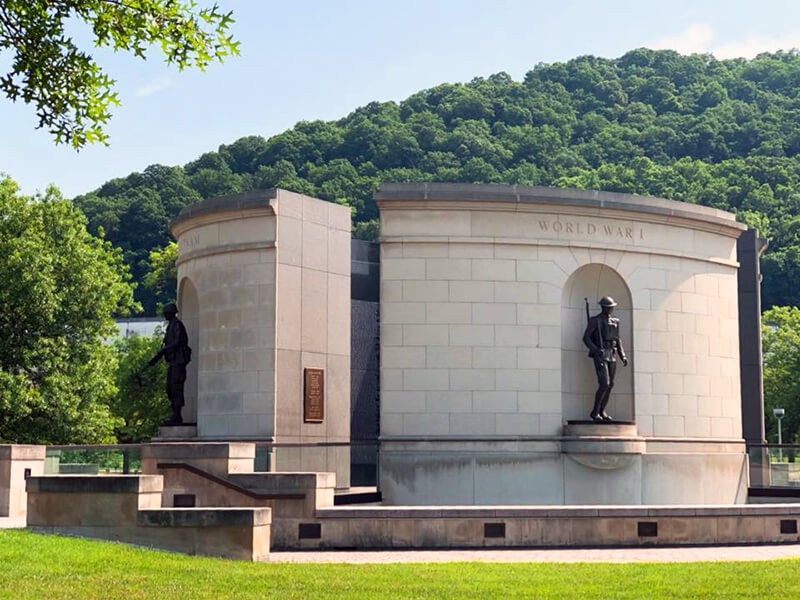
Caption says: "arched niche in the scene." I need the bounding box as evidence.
[561,264,634,422]
[178,277,199,424]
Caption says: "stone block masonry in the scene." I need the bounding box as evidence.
[0,445,45,519]
[376,183,749,505]
[170,189,351,487]
[26,474,272,561]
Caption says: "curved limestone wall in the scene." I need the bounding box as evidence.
[377,183,748,505]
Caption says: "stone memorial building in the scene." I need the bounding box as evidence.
[13,183,789,560]
[163,182,763,507]
[169,189,352,486]
[376,183,755,505]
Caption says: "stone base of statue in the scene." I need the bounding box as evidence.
[153,423,198,441]
[562,420,645,470]
[564,420,637,437]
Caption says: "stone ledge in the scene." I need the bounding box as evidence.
[0,445,46,460]
[229,472,336,491]
[564,421,637,437]
[172,189,278,227]
[138,507,272,528]
[141,442,255,460]
[26,475,163,494]
[375,183,745,232]
[316,504,800,519]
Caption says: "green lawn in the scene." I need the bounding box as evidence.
[1,530,799,599]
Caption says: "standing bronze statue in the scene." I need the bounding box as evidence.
[582,296,627,422]
[147,302,192,425]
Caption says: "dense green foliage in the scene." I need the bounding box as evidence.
[75,49,800,312]
[142,241,178,311]
[2,531,800,599]
[0,177,136,444]
[110,330,168,443]
[762,306,800,443]
[0,0,238,147]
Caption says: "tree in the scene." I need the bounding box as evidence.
[109,332,168,443]
[0,176,137,443]
[74,49,800,309]
[0,0,238,147]
[143,241,178,311]
[762,306,800,444]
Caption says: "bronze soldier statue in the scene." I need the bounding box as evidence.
[582,296,627,422]
[148,302,191,425]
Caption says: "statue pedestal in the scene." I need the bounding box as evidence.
[564,420,637,437]
[153,424,198,441]
[562,420,645,470]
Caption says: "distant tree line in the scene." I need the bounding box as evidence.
[74,49,800,313]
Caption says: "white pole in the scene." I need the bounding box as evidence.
[778,417,783,462]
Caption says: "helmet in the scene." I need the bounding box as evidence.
[598,296,617,308]
[163,302,179,315]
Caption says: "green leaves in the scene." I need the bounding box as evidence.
[142,241,177,310]
[110,330,168,443]
[0,176,137,443]
[71,49,800,306]
[763,307,800,443]
[0,0,238,147]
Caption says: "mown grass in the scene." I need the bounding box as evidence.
[1,530,799,599]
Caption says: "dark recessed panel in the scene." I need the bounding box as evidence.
[173,494,196,508]
[484,522,506,538]
[638,521,658,537]
[299,523,322,539]
[780,519,798,534]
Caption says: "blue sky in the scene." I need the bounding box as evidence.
[4,0,800,198]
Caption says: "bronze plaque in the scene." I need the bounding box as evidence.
[304,368,324,422]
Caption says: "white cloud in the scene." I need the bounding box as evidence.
[134,76,172,97]
[650,23,716,56]
[650,23,800,59]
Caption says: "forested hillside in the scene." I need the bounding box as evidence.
[74,48,800,314]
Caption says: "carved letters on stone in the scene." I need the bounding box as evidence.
[535,219,645,240]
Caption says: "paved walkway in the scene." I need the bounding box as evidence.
[269,544,800,563]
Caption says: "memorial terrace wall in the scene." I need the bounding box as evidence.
[376,183,749,506]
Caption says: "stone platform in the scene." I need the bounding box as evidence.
[562,421,646,465]
[273,503,800,550]
[26,474,272,561]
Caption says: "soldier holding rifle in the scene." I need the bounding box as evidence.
[582,296,627,422]
[140,302,192,426]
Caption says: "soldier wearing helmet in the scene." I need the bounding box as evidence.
[582,296,627,422]
[148,302,192,425]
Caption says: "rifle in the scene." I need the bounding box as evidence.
[136,363,150,387]
[136,353,159,387]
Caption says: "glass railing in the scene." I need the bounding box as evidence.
[46,445,143,474]
[253,440,379,487]
[43,441,380,487]
[747,444,800,490]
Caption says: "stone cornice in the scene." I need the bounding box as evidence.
[376,183,747,238]
[170,189,279,236]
